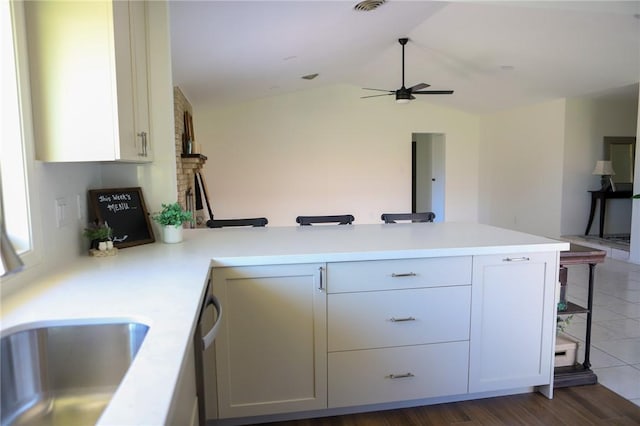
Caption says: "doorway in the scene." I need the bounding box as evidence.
[412,133,445,222]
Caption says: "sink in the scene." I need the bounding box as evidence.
[1,322,149,426]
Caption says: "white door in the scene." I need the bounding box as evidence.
[413,133,445,221]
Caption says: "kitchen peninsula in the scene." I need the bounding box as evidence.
[0,223,569,425]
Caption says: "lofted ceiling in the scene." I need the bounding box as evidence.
[169,1,640,113]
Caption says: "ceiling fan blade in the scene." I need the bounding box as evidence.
[361,93,394,99]
[408,83,430,91]
[413,90,454,95]
[362,88,394,93]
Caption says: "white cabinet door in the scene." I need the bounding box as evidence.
[328,342,469,408]
[114,0,152,161]
[328,257,472,293]
[213,264,327,418]
[469,252,558,393]
[166,341,198,426]
[328,286,470,352]
[26,0,151,162]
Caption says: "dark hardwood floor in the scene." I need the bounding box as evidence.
[265,385,640,425]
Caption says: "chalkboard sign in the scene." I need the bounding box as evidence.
[88,187,155,248]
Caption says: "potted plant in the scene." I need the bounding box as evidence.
[83,220,113,251]
[152,202,192,243]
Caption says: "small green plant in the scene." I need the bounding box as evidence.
[83,220,112,242]
[152,202,192,227]
[83,220,112,250]
[557,314,574,333]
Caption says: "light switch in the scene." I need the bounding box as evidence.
[55,197,69,228]
[76,194,84,222]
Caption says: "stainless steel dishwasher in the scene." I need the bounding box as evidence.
[193,279,221,425]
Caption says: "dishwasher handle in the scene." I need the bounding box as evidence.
[202,295,222,351]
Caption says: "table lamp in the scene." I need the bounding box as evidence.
[592,160,616,191]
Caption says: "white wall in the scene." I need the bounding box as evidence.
[479,99,566,237]
[431,133,446,222]
[194,84,480,226]
[630,92,640,264]
[562,96,638,237]
[3,163,102,292]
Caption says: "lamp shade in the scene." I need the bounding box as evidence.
[592,160,615,176]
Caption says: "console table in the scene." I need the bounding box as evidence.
[554,243,606,388]
[584,190,632,238]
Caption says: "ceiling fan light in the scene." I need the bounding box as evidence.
[395,90,411,103]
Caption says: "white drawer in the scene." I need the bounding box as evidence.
[328,286,470,352]
[328,342,469,408]
[327,256,472,293]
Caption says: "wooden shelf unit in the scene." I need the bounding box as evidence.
[554,243,606,388]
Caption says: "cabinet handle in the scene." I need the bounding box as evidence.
[137,131,148,157]
[386,373,415,379]
[503,257,530,262]
[389,316,416,322]
[391,272,417,277]
[319,266,324,291]
[201,295,222,351]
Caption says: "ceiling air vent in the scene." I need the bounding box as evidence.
[354,0,386,12]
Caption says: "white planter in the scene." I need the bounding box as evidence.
[162,225,183,244]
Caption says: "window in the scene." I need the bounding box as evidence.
[1,0,41,272]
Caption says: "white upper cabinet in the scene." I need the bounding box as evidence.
[25,0,152,162]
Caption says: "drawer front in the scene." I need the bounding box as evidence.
[327,256,472,293]
[328,286,470,352]
[328,342,469,408]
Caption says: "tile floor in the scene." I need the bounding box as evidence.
[561,256,640,407]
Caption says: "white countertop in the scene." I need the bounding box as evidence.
[0,222,569,425]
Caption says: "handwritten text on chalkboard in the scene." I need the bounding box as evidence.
[88,187,154,248]
[98,193,136,213]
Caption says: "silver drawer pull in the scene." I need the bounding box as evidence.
[137,131,148,157]
[386,373,415,379]
[391,272,417,277]
[503,257,530,262]
[390,316,416,322]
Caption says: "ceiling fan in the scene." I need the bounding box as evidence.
[362,38,454,104]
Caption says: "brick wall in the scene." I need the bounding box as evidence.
[173,87,207,227]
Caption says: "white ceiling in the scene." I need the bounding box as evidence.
[169,1,640,113]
